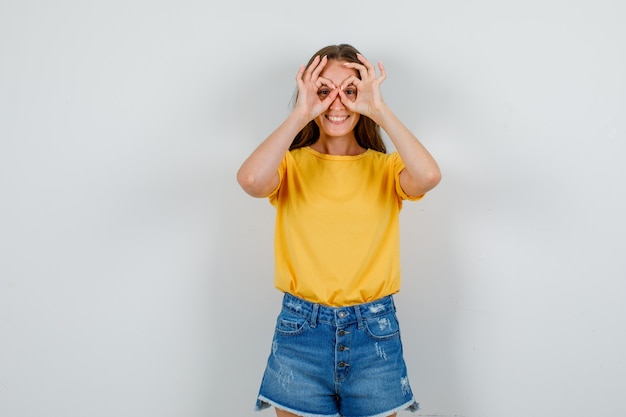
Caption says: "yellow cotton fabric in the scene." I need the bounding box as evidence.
[268,146,422,307]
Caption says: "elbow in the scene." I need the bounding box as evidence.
[236,169,257,195]
[236,168,253,190]
[401,167,442,198]
[427,168,442,190]
[416,168,442,196]
[237,168,269,198]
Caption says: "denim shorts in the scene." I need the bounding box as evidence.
[256,292,419,417]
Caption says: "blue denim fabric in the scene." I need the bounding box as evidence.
[256,293,419,417]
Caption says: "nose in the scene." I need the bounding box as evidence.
[329,94,345,110]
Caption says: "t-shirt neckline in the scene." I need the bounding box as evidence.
[303,146,373,160]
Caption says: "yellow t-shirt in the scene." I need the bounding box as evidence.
[268,146,422,306]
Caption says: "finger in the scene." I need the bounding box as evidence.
[342,61,368,79]
[319,88,341,109]
[357,53,377,77]
[296,64,306,83]
[337,90,356,111]
[317,76,336,90]
[340,76,360,90]
[342,59,364,68]
[324,88,340,102]
[377,61,387,82]
[310,55,328,81]
[303,55,321,81]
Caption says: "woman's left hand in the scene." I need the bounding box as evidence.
[338,53,387,120]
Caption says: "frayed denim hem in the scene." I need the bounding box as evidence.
[255,395,419,417]
[363,399,419,417]
[405,400,420,413]
[255,396,340,417]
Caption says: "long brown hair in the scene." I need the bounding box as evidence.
[289,44,387,153]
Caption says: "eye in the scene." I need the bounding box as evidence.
[344,85,357,100]
[317,87,332,97]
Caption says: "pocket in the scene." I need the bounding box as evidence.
[274,309,310,336]
[364,312,400,340]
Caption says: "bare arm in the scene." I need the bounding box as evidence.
[372,106,441,197]
[237,55,340,198]
[340,54,441,197]
[236,112,309,197]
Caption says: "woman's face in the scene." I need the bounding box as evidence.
[314,60,360,139]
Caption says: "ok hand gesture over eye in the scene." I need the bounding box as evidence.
[293,55,340,122]
[338,53,388,122]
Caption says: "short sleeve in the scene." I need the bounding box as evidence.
[267,152,288,206]
[392,152,425,202]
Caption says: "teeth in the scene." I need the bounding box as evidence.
[328,116,347,122]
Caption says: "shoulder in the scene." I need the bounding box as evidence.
[287,146,311,162]
[366,149,402,166]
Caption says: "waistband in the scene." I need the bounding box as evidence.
[281,292,396,328]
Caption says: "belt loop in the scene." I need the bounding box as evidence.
[354,304,364,329]
[310,303,319,328]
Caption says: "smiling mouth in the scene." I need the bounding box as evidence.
[326,115,349,123]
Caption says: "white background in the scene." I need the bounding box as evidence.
[1,1,625,416]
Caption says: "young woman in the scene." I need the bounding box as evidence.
[237,44,441,417]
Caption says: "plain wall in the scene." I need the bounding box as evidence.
[1,1,625,416]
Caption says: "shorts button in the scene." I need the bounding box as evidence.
[338,330,346,336]
[338,362,348,368]
[338,345,345,351]
[337,311,347,318]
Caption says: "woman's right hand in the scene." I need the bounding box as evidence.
[237,56,338,198]
[293,55,339,121]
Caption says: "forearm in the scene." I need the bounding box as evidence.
[237,111,310,197]
[372,106,441,196]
